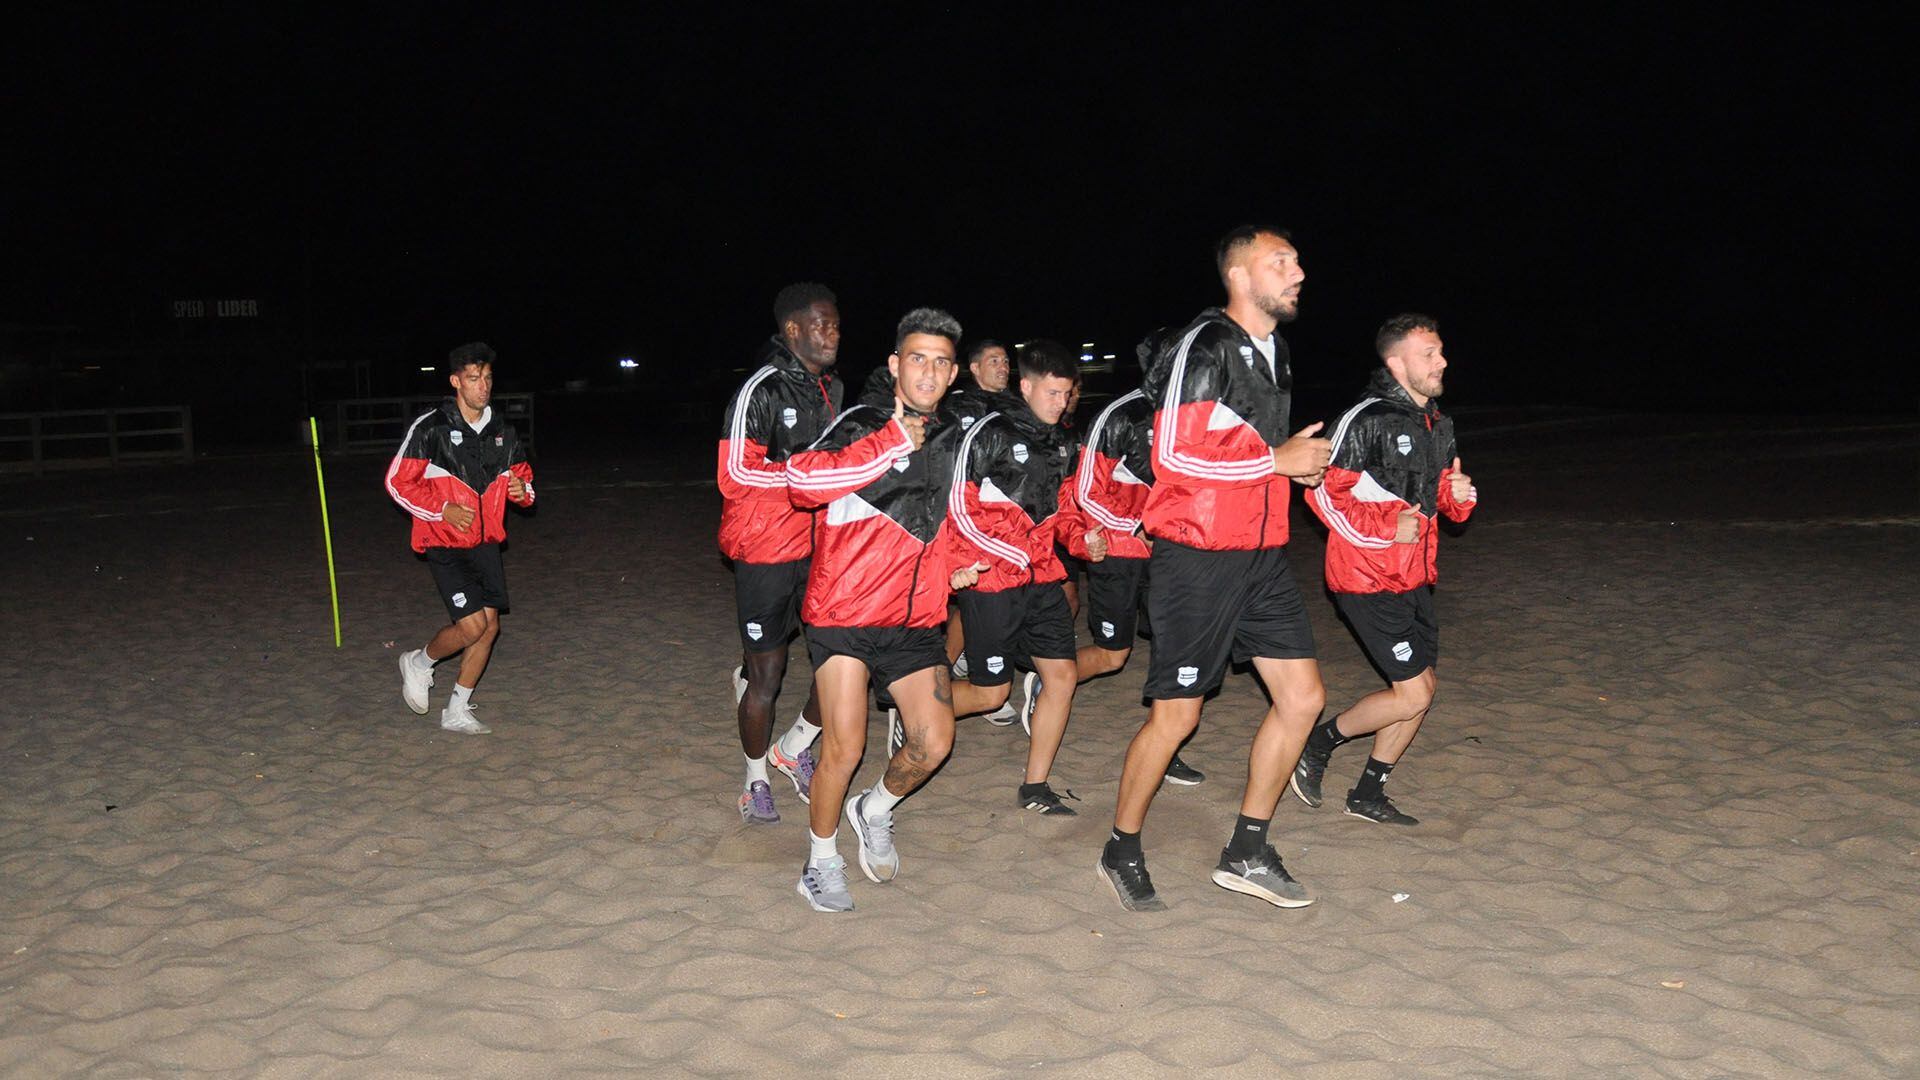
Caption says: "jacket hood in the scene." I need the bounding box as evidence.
[756,336,838,386]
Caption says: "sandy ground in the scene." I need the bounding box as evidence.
[1,414,1916,1078]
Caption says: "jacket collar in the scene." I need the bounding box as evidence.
[1366,367,1441,420]
[440,398,493,433]
[758,336,837,387]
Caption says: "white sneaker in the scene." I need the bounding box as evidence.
[982,701,1018,726]
[887,708,905,759]
[1018,671,1041,736]
[440,699,491,735]
[731,665,749,705]
[399,650,433,715]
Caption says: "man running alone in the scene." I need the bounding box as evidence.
[717,283,843,824]
[1300,314,1477,825]
[389,342,536,735]
[1099,226,1333,912]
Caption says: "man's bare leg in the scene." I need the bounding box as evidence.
[950,680,1011,719]
[1112,696,1203,834]
[845,666,957,884]
[1075,644,1131,683]
[1242,657,1325,818]
[1022,656,1080,784]
[426,607,498,688]
[806,657,873,845]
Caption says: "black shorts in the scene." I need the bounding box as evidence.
[1333,587,1439,683]
[1085,555,1148,649]
[733,558,809,653]
[1056,543,1088,583]
[1143,539,1315,699]
[954,581,1078,686]
[426,544,508,622]
[805,625,948,693]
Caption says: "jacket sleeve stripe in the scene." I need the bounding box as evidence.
[725,366,787,489]
[948,413,1030,569]
[385,410,444,522]
[785,409,910,491]
[1076,390,1142,532]
[1154,325,1276,481]
[1310,397,1395,549]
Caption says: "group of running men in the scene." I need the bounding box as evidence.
[710,225,1478,914]
[385,225,1477,915]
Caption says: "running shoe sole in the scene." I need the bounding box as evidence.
[795,869,853,913]
[1210,868,1314,908]
[1290,768,1324,808]
[767,745,812,805]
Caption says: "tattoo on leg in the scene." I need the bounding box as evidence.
[932,666,952,707]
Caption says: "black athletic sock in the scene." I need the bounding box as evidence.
[1352,757,1395,802]
[1224,814,1271,860]
[1103,827,1142,866]
[1306,713,1351,755]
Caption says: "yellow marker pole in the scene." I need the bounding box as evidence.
[309,416,343,648]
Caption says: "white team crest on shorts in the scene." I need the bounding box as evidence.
[745,621,763,641]
[1392,641,1413,662]
[449,430,464,446]
[1176,665,1199,687]
[451,591,468,609]
[1101,620,1115,638]
[1012,443,1029,464]
[986,656,1005,675]
[892,456,911,472]
[1396,433,1413,456]
[781,406,798,428]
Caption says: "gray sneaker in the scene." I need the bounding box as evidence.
[738,780,779,825]
[846,789,900,883]
[797,856,855,912]
[1018,671,1041,736]
[951,654,970,680]
[1211,845,1313,908]
[731,665,748,705]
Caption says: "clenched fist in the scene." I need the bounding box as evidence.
[950,560,989,590]
[1084,527,1109,562]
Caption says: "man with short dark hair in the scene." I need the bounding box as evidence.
[389,342,536,735]
[963,339,1012,395]
[945,340,1106,814]
[784,307,984,912]
[717,283,842,824]
[1300,314,1477,825]
[1099,226,1334,912]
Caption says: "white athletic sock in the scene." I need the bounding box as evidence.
[412,648,436,672]
[809,830,838,864]
[450,683,473,708]
[743,753,769,787]
[862,780,905,822]
[777,716,821,758]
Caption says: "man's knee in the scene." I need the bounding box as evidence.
[1395,669,1436,714]
[1148,700,1203,739]
[454,611,493,645]
[743,649,788,687]
[906,721,953,763]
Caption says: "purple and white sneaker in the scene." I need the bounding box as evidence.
[738,780,779,824]
[767,742,815,804]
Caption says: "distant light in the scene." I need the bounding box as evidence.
[1080,353,1094,362]
[618,358,639,369]
[1082,342,1095,348]
[1102,354,1116,361]
[419,366,435,372]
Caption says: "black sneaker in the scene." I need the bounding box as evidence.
[1344,793,1420,826]
[1099,854,1167,912]
[1211,844,1313,908]
[1290,743,1330,808]
[1020,782,1080,816]
[1164,754,1205,786]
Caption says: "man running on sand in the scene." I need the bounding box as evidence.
[389,342,536,735]
[1299,313,1477,826]
[783,307,985,912]
[1099,226,1333,912]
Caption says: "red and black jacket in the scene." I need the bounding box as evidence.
[716,339,843,564]
[785,402,967,629]
[385,400,535,553]
[1139,308,1296,551]
[1307,367,1477,593]
[948,391,1081,593]
[1068,387,1154,561]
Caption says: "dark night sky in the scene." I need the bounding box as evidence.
[3,6,1908,414]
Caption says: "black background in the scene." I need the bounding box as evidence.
[3,6,1908,432]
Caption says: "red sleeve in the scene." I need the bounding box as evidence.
[785,417,914,508]
[384,418,445,522]
[509,460,536,507]
[718,376,787,498]
[1438,463,1477,523]
[1056,472,1094,557]
[1307,465,1400,550]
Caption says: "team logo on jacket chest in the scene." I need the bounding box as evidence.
[1012,443,1029,464]
[494,435,503,446]
[781,407,798,429]
[1240,345,1256,369]
[449,430,464,446]
[1396,433,1413,456]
